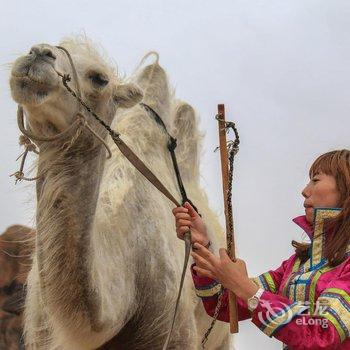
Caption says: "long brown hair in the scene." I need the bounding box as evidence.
[292,149,350,267]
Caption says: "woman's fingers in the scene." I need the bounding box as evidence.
[192,242,217,264]
[177,226,191,239]
[174,212,191,221]
[176,218,192,228]
[191,251,213,271]
[173,206,192,239]
[219,248,233,262]
[184,202,199,219]
[193,266,216,280]
[172,206,188,215]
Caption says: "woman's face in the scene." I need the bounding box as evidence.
[302,172,341,224]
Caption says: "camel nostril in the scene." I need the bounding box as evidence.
[43,49,56,60]
[28,46,56,60]
[28,47,38,57]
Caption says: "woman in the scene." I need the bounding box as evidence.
[172,150,350,349]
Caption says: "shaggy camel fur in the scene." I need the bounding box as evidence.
[0,225,34,350]
[9,37,231,349]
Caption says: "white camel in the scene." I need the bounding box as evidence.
[9,37,231,350]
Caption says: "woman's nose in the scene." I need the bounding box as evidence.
[302,184,310,198]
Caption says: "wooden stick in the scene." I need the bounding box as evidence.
[217,104,239,334]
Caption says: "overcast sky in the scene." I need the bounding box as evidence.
[1,1,349,349]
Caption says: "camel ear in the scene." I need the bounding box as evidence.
[114,83,143,108]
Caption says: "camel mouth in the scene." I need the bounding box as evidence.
[10,74,57,106]
[10,55,61,106]
[11,74,53,87]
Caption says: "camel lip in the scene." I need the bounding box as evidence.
[10,74,57,106]
[11,74,54,87]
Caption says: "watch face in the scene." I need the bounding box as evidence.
[248,297,259,310]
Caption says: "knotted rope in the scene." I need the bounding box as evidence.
[10,135,41,183]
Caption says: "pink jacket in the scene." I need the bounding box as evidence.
[192,208,350,349]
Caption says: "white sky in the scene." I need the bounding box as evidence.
[1,1,349,349]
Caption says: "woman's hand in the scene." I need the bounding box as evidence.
[172,202,210,246]
[191,243,258,300]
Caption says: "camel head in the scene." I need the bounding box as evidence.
[10,37,143,137]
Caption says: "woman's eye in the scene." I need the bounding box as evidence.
[89,73,109,87]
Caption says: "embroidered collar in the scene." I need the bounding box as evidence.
[292,208,344,269]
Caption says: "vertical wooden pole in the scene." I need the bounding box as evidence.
[217,104,239,333]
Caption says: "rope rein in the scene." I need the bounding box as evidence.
[10,135,41,183]
[216,115,240,258]
[201,115,240,349]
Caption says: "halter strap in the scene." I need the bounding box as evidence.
[17,105,82,142]
[139,102,198,350]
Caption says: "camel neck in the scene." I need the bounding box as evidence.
[35,139,106,331]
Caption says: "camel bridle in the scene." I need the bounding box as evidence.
[13,46,196,350]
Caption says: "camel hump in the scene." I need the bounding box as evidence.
[1,225,33,239]
[0,225,33,255]
[0,225,34,286]
[171,101,202,180]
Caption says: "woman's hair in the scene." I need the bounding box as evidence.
[292,149,350,267]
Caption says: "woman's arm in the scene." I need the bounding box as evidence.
[172,203,348,347]
[250,289,344,350]
[191,253,294,322]
[192,266,345,350]
[192,246,350,350]
[252,260,350,349]
[191,264,252,321]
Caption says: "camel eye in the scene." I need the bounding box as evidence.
[89,73,109,87]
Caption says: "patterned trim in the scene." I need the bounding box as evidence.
[264,273,277,293]
[325,288,350,305]
[260,302,308,337]
[302,259,311,272]
[282,258,301,298]
[251,276,263,288]
[322,313,346,342]
[292,258,301,273]
[317,288,350,342]
[308,266,335,314]
[280,209,342,311]
[195,282,222,298]
[311,208,341,268]
[253,272,277,293]
[293,271,310,303]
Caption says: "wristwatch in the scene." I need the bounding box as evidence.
[247,288,264,312]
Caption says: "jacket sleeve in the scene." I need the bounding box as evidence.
[192,257,350,349]
[191,264,249,322]
[251,260,350,349]
[190,255,293,322]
